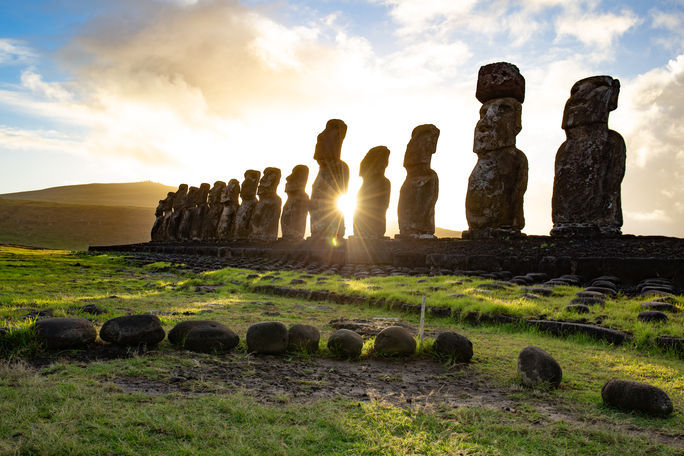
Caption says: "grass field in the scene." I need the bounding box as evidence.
[0,246,682,455]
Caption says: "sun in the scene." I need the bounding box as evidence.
[336,193,356,226]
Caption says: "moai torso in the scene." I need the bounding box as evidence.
[178,186,198,241]
[202,181,226,240]
[235,170,261,239]
[397,124,440,238]
[165,184,188,241]
[190,183,210,241]
[281,165,310,241]
[249,167,282,241]
[354,146,391,238]
[310,119,350,240]
[217,179,240,240]
[551,76,625,237]
[151,192,174,241]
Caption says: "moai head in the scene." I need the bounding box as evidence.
[403,124,440,168]
[314,119,347,162]
[285,165,309,194]
[257,167,282,197]
[221,179,240,204]
[562,76,620,129]
[476,62,525,103]
[473,97,522,152]
[196,183,210,205]
[184,186,199,208]
[240,170,261,201]
[172,184,188,209]
[360,146,390,178]
[207,181,227,206]
[162,192,174,209]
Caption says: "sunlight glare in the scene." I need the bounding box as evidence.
[337,193,356,227]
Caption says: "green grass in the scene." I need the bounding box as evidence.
[0,246,682,455]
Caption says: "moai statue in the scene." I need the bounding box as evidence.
[201,181,227,240]
[464,62,528,239]
[310,119,350,241]
[235,170,261,239]
[217,179,240,240]
[551,76,625,237]
[397,124,440,238]
[249,167,282,241]
[151,192,174,241]
[280,165,310,241]
[165,184,188,241]
[177,186,198,241]
[353,146,391,238]
[189,182,210,241]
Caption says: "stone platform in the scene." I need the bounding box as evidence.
[89,235,684,288]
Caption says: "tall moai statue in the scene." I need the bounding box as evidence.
[165,183,188,241]
[201,181,226,240]
[464,62,528,239]
[177,186,198,240]
[281,165,310,241]
[551,76,625,237]
[235,170,261,239]
[397,124,440,238]
[217,179,240,240]
[310,119,350,241]
[250,167,282,241]
[354,146,391,238]
[151,192,174,241]
[189,182,210,241]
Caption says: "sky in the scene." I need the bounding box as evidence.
[1,0,683,237]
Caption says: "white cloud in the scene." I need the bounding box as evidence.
[555,9,638,49]
[0,39,36,65]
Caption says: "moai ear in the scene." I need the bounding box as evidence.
[608,79,620,112]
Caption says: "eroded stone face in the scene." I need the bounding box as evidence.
[151,191,174,241]
[235,170,261,239]
[177,186,199,240]
[562,76,619,129]
[313,119,347,162]
[190,182,210,241]
[473,98,522,152]
[250,167,282,241]
[354,146,391,238]
[165,184,188,241]
[402,124,440,168]
[281,165,310,241]
[201,181,226,240]
[217,179,240,240]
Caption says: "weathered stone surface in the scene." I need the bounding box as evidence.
[397,124,440,238]
[250,167,282,241]
[177,186,198,241]
[373,326,415,356]
[151,191,174,241]
[464,97,527,239]
[433,331,473,362]
[552,76,625,237]
[189,183,210,241]
[476,62,525,103]
[246,321,288,354]
[164,184,188,241]
[100,314,166,347]
[168,320,239,353]
[201,181,226,240]
[637,311,668,323]
[235,170,261,239]
[565,304,590,313]
[34,318,96,349]
[281,165,310,240]
[640,302,676,312]
[217,179,240,240]
[354,146,391,238]
[310,119,350,240]
[327,328,363,358]
[517,346,562,388]
[601,379,673,416]
[287,324,320,353]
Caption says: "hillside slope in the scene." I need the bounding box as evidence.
[0,181,175,208]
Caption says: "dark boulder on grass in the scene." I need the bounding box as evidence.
[433,331,473,362]
[517,346,562,388]
[565,304,590,313]
[35,318,97,349]
[640,302,677,312]
[246,321,288,354]
[327,329,363,358]
[168,320,239,353]
[601,379,673,417]
[100,314,165,347]
[287,324,320,353]
[374,326,416,356]
[637,311,668,323]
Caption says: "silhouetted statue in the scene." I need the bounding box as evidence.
[217,179,240,240]
[250,167,282,241]
[281,165,310,240]
[551,76,625,237]
[201,181,226,240]
[151,192,174,241]
[310,119,350,241]
[235,170,261,239]
[177,186,198,240]
[165,184,188,241]
[397,124,440,238]
[464,62,528,239]
[353,146,391,238]
[189,182,210,241]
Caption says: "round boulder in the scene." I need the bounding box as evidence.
[517,346,562,388]
[601,379,673,417]
[374,326,416,356]
[246,321,288,354]
[433,331,473,362]
[565,304,590,314]
[287,324,320,353]
[34,318,97,349]
[327,329,363,358]
[99,314,165,347]
[640,302,676,312]
[637,311,668,323]
[168,320,239,353]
